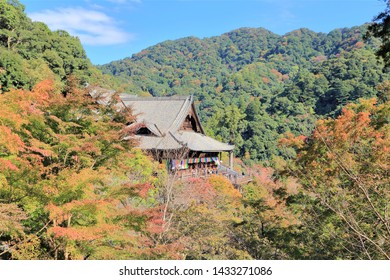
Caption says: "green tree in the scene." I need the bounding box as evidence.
[0,48,29,91]
[366,0,390,66]
[0,0,28,50]
[285,98,390,259]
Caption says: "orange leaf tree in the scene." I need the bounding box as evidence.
[0,79,172,259]
[287,97,389,259]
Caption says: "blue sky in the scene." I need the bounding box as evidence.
[21,0,386,65]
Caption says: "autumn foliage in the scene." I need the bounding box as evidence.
[0,79,174,259]
[289,98,390,259]
[1,79,388,260]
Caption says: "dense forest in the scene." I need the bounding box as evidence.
[0,0,124,94]
[0,0,389,260]
[101,24,389,164]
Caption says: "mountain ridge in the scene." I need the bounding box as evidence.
[100,23,388,163]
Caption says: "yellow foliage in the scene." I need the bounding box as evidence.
[208,175,241,198]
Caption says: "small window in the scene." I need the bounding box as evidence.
[137,127,152,135]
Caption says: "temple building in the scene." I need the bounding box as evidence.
[119,94,235,174]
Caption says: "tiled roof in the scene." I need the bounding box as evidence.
[136,131,234,152]
[90,90,234,152]
[121,95,192,136]
[176,131,234,152]
[135,133,182,150]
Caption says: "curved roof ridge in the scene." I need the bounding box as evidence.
[167,96,192,133]
[145,122,163,137]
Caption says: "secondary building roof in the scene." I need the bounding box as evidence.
[136,131,234,152]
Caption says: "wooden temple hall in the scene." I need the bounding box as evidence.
[119,94,235,175]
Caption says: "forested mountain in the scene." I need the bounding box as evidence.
[101,25,389,163]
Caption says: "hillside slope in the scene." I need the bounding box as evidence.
[101,25,388,162]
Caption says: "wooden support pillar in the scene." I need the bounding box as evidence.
[229,151,234,170]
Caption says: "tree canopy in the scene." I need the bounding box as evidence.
[1,0,389,260]
[366,0,390,67]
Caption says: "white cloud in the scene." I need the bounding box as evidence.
[29,7,133,46]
